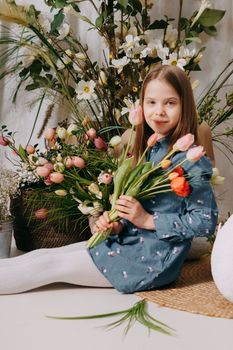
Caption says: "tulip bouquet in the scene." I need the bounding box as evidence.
[86,106,206,248]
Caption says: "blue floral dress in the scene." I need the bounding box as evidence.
[88,137,218,293]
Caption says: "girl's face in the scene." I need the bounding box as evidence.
[143,78,181,139]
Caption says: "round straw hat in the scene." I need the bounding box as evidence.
[136,256,233,318]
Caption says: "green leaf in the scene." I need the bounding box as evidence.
[95,11,107,29]
[77,14,95,27]
[184,37,202,43]
[112,157,134,206]
[203,26,217,36]
[18,144,28,162]
[71,3,80,12]
[117,0,129,9]
[148,20,168,30]
[128,0,142,12]
[25,82,40,91]
[50,11,65,34]
[198,9,225,27]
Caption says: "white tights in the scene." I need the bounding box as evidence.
[0,242,112,294]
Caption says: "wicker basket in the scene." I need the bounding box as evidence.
[10,189,91,252]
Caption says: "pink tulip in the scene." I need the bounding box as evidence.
[72,156,85,169]
[128,105,143,126]
[86,128,97,140]
[173,134,194,152]
[36,166,51,178]
[102,173,113,185]
[44,162,54,172]
[44,175,53,186]
[44,128,56,141]
[26,145,35,154]
[64,157,74,169]
[35,208,48,220]
[0,136,9,146]
[186,145,205,162]
[147,133,158,148]
[50,172,64,183]
[94,137,107,150]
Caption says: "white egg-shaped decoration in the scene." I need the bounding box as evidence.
[211,215,233,303]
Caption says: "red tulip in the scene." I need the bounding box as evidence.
[174,166,184,176]
[170,176,190,197]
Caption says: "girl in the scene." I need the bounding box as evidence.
[0,65,218,294]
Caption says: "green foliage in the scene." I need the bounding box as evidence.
[0,0,226,142]
[46,299,175,336]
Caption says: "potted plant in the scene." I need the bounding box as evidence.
[0,121,119,251]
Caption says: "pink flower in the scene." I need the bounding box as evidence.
[44,162,54,172]
[36,166,51,178]
[26,145,35,154]
[35,208,48,220]
[44,175,53,186]
[72,156,85,168]
[186,145,205,162]
[147,133,158,148]
[50,172,65,183]
[173,134,194,152]
[128,105,143,126]
[0,136,9,146]
[86,128,97,140]
[64,157,74,169]
[102,173,113,185]
[44,128,56,141]
[94,137,107,150]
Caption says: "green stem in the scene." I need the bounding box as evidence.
[26,92,45,145]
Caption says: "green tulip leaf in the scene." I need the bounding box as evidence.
[198,9,225,27]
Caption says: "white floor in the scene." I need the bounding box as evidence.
[0,243,232,350]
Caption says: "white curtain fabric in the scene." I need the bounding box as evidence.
[0,0,232,215]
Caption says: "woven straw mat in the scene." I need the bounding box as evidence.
[136,256,233,318]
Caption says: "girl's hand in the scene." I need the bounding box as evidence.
[114,195,155,230]
[93,211,123,235]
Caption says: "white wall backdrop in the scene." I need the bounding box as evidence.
[0,0,233,215]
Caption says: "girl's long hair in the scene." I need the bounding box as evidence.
[133,65,199,162]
